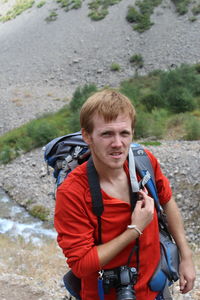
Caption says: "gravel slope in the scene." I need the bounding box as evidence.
[0,0,200,135]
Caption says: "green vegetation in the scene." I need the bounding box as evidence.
[126,0,162,32]
[171,0,190,15]
[119,64,200,138]
[68,84,98,131]
[189,16,197,22]
[0,106,71,164]
[0,65,200,165]
[56,0,82,11]
[140,141,162,146]
[110,62,121,71]
[1,0,199,25]
[192,3,200,16]
[129,54,144,74]
[0,0,35,22]
[37,0,45,8]
[45,10,58,22]
[184,116,200,140]
[29,205,50,221]
[88,0,120,20]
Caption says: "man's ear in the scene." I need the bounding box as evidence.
[81,128,92,145]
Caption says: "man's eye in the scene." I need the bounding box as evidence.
[121,131,130,136]
[102,132,111,137]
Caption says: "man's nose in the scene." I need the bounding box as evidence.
[111,135,123,147]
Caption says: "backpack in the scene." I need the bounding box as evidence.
[44,131,155,192]
[43,131,179,299]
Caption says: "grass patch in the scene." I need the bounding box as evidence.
[110,62,121,71]
[126,0,162,32]
[140,141,162,146]
[29,205,50,221]
[37,0,46,8]
[88,0,121,21]
[192,3,200,15]
[56,0,82,11]
[129,54,144,74]
[171,0,190,15]
[45,10,58,22]
[0,0,35,22]
[184,116,200,140]
[0,106,71,164]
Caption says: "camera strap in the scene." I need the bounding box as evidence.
[98,271,105,300]
[127,238,140,272]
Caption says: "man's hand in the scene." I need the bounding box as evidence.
[179,255,196,294]
[130,190,154,232]
[163,198,196,294]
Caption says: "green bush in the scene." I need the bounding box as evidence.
[184,116,200,140]
[158,65,200,112]
[0,145,13,164]
[136,0,161,14]
[134,111,151,138]
[166,87,195,113]
[0,106,71,164]
[126,0,161,32]
[57,0,82,10]
[70,84,97,112]
[140,92,164,111]
[37,1,46,8]
[194,64,200,74]
[126,6,141,23]
[0,0,35,22]
[129,54,144,68]
[132,14,153,33]
[88,9,108,20]
[29,205,50,221]
[159,65,200,96]
[119,80,140,106]
[68,84,97,131]
[135,109,167,139]
[88,0,120,20]
[72,0,82,9]
[110,62,120,71]
[26,120,59,147]
[171,0,190,15]
[192,4,200,15]
[189,16,197,22]
[149,108,168,138]
[67,111,82,132]
[45,10,58,22]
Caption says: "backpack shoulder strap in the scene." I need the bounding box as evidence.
[87,144,163,245]
[87,157,104,244]
[130,143,161,212]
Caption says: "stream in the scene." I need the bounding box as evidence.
[0,188,57,245]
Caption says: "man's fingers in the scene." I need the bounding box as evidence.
[180,275,195,294]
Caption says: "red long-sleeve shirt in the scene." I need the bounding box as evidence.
[54,149,172,300]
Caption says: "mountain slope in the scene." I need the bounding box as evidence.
[0,0,200,134]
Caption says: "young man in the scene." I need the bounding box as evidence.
[54,90,195,300]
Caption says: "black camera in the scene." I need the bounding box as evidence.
[102,266,137,300]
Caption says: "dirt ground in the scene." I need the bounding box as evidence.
[0,281,46,300]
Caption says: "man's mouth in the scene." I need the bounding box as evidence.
[110,152,123,157]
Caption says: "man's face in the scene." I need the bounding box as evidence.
[83,113,133,171]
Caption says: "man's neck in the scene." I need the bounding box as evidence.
[92,158,126,183]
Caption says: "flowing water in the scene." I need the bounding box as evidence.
[0,188,56,245]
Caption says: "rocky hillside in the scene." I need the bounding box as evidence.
[0,0,200,134]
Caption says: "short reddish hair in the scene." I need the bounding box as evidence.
[80,89,136,133]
